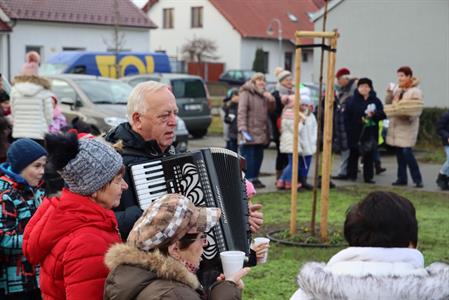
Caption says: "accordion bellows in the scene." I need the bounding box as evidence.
[384,99,424,117]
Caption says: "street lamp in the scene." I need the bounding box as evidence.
[267,18,282,67]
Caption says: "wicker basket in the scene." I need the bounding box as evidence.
[384,99,424,117]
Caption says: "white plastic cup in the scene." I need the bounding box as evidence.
[220,251,246,279]
[389,82,396,91]
[254,237,270,264]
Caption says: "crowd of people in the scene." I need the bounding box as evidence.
[1,51,448,299]
[222,65,449,191]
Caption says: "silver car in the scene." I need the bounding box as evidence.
[47,74,188,152]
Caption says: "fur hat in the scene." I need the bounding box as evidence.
[45,133,122,195]
[251,72,265,82]
[275,67,292,83]
[336,67,350,79]
[7,139,48,174]
[21,51,41,76]
[127,194,221,251]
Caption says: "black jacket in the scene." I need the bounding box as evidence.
[223,101,238,140]
[105,122,176,239]
[344,90,386,149]
[269,90,284,142]
[437,111,449,146]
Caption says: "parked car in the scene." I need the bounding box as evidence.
[218,69,255,86]
[121,73,212,138]
[47,74,188,152]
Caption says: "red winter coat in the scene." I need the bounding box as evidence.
[22,188,121,300]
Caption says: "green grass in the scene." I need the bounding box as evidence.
[243,186,449,299]
[208,115,224,136]
[417,146,446,164]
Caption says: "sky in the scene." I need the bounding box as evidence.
[131,0,147,8]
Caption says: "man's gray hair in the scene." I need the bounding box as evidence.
[127,81,169,124]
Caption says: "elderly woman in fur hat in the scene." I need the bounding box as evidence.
[237,73,275,189]
[10,51,53,145]
[22,133,128,300]
[104,193,250,300]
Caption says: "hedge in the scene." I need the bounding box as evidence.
[417,107,448,147]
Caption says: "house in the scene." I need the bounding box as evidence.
[311,0,449,107]
[0,0,156,79]
[143,0,324,82]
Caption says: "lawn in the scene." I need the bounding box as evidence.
[243,186,449,299]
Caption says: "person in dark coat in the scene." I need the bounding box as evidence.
[105,81,264,241]
[332,68,357,180]
[344,78,386,183]
[436,110,449,190]
[222,88,239,153]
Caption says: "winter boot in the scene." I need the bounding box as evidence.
[276,179,285,190]
[299,176,313,190]
[317,176,336,189]
[375,161,386,175]
[284,181,302,190]
[436,173,449,190]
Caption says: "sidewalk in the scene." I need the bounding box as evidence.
[189,135,448,194]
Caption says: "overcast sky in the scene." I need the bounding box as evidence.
[131,0,146,8]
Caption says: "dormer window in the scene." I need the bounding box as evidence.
[287,12,298,22]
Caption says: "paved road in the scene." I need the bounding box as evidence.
[189,135,448,194]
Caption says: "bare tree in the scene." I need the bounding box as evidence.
[102,0,126,77]
[181,37,218,63]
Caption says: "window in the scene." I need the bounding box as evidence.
[163,8,174,29]
[191,6,203,28]
[25,45,42,60]
[302,51,308,62]
[171,79,206,98]
[62,47,86,51]
[261,51,269,74]
[284,52,292,71]
[51,79,78,103]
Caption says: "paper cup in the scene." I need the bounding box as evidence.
[220,251,245,279]
[254,237,270,264]
[389,82,396,91]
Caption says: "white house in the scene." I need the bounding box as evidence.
[144,0,324,82]
[311,0,449,107]
[0,0,156,80]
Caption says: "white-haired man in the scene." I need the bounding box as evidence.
[106,81,263,240]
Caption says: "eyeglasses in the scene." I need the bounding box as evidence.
[182,233,207,245]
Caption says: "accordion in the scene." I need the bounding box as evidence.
[129,147,251,262]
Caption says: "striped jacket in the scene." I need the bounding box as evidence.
[0,162,44,295]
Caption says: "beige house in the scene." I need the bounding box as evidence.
[144,0,324,82]
[311,0,449,107]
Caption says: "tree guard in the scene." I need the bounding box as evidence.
[290,30,339,242]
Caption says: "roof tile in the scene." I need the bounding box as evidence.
[0,0,156,29]
[209,0,323,43]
